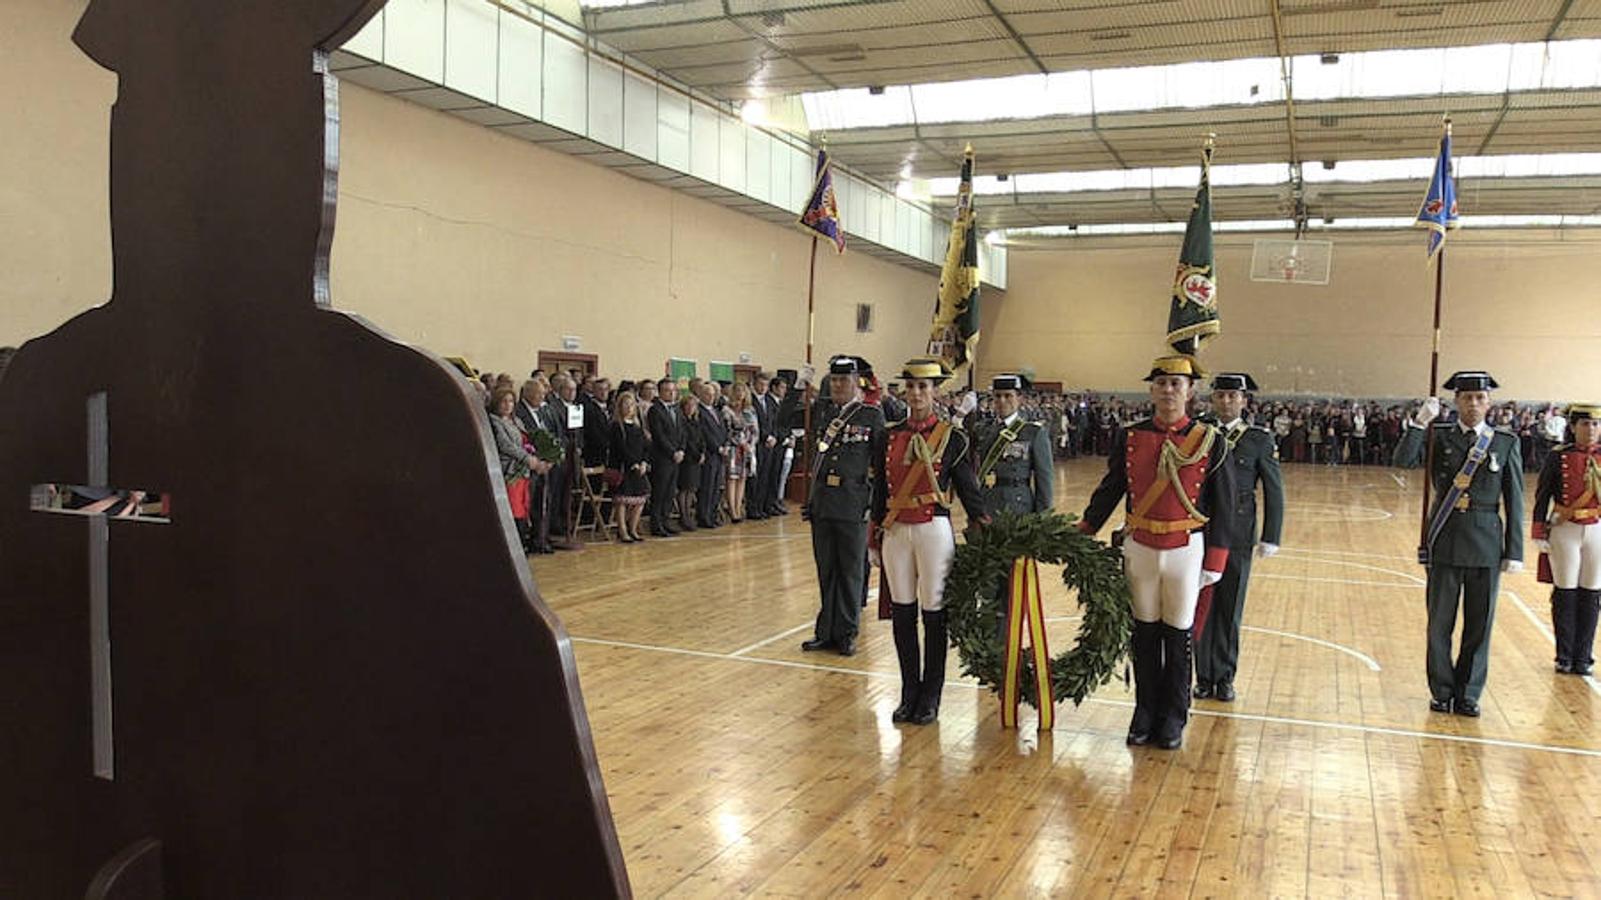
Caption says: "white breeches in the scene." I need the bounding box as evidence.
[883,518,956,612]
[1122,532,1204,628]
[1549,520,1601,590]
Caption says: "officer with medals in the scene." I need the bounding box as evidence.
[1393,370,1524,716]
[970,374,1055,516]
[1079,355,1238,750]
[1193,372,1284,703]
[1532,403,1601,675]
[799,356,888,656]
[870,358,986,724]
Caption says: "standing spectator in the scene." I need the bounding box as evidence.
[1350,405,1368,466]
[647,378,686,536]
[515,379,559,554]
[725,383,759,523]
[748,372,778,520]
[607,391,651,543]
[677,392,706,531]
[697,383,729,528]
[768,375,795,513]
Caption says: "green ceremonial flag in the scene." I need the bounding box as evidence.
[1166,139,1219,355]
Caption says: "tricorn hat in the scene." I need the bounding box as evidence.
[827,355,860,376]
[991,373,1030,392]
[1210,372,1258,392]
[1443,370,1498,392]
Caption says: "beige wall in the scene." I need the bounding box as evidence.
[1,0,937,379]
[981,230,1601,401]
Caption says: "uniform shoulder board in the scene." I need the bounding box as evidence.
[1248,423,1272,434]
[1553,442,1573,453]
[887,415,909,429]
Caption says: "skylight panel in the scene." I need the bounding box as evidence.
[800,87,914,131]
[1541,39,1601,89]
[1302,158,1437,183]
[799,40,1601,134]
[910,72,1093,124]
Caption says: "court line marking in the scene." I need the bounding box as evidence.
[728,622,813,658]
[569,635,1601,759]
[1506,587,1601,700]
[1254,573,1415,589]
[1043,612,1383,671]
[1240,625,1382,671]
[1280,548,1601,700]
[1283,501,1394,521]
[1390,472,1408,489]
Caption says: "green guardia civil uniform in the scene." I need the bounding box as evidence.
[1194,372,1285,695]
[802,357,888,651]
[970,375,1054,516]
[1393,372,1524,708]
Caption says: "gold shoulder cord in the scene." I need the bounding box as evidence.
[1156,424,1217,525]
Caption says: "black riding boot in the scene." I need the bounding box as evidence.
[1127,620,1163,745]
[912,609,948,725]
[1574,588,1601,676]
[1552,587,1578,672]
[891,603,922,722]
[1154,623,1193,750]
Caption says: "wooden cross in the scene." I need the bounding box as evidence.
[30,392,168,781]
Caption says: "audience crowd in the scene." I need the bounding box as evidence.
[459,359,1577,556]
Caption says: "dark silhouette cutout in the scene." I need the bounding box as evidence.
[0,2,630,896]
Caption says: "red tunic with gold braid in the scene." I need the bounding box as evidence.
[873,415,984,528]
[1533,443,1601,539]
[1080,416,1237,574]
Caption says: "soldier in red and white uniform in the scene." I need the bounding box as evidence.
[1533,404,1601,675]
[871,358,986,725]
[1079,355,1238,749]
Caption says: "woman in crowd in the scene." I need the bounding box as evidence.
[490,387,547,552]
[677,392,706,531]
[724,383,759,523]
[607,390,651,542]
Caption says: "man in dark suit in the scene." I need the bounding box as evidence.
[581,377,612,469]
[748,372,777,520]
[697,382,729,528]
[647,378,686,536]
[544,372,583,550]
[765,375,794,516]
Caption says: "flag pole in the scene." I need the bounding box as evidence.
[1419,243,1445,555]
[1418,116,1451,560]
[802,233,818,501]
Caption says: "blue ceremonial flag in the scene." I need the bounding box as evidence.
[1415,121,1459,260]
[798,148,846,254]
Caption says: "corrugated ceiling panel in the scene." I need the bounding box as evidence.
[596,19,754,52]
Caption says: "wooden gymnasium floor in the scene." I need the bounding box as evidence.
[534,458,1601,898]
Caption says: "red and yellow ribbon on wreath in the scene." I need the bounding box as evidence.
[1000,557,1054,730]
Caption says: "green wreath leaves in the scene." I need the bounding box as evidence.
[946,511,1132,708]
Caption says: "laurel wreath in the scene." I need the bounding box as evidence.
[946,511,1132,707]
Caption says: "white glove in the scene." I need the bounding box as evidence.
[1535,539,1551,553]
[1256,543,1279,559]
[957,392,979,416]
[1501,559,1524,574]
[799,364,816,387]
[1200,569,1223,588]
[1415,397,1441,427]
[868,546,882,568]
